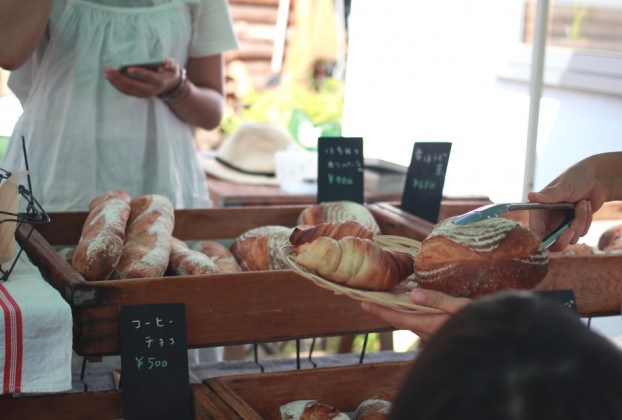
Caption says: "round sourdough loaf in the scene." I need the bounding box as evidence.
[598,224,622,253]
[270,400,349,420]
[297,200,382,234]
[230,225,292,271]
[414,216,549,298]
[353,396,393,419]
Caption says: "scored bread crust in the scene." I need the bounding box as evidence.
[195,240,242,273]
[168,237,221,276]
[289,220,375,250]
[72,189,131,281]
[270,400,350,420]
[414,217,549,297]
[295,236,414,291]
[117,194,175,279]
[297,201,382,234]
[230,225,292,271]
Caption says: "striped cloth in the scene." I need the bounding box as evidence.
[0,252,72,394]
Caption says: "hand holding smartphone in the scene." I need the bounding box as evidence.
[118,60,166,79]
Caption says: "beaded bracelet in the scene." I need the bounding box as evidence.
[157,68,188,103]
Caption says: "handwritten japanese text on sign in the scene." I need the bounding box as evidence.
[318,137,364,203]
[402,142,452,223]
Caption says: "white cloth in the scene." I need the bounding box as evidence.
[0,252,72,394]
[4,0,238,212]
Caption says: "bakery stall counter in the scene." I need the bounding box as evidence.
[17,200,486,359]
[206,175,403,208]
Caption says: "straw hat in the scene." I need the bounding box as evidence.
[202,122,300,186]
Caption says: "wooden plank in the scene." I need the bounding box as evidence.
[0,385,227,420]
[0,390,124,420]
[536,254,622,316]
[67,271,395,356]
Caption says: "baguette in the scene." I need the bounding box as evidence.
[117,194,175,279]
[194,240,242,273]
[72,189,131,280]
[169,237,221,276]
[295,236,414,291]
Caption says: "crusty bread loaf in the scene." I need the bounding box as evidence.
[169,237,221,276]
[230,225,292,271]
[552,242,596,257]
[270,400,349,420]
[297,201,382,234]
[72,189,131,280]
[289,220,375,250]
[194,240,242,273]
[598,224,622,253]
[414,216,548,298]
[295,236,414,291]
[353,397,393,420]
[117,194,175,279]
[58,246,75,265]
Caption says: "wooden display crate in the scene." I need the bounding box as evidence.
[0,384,232,420]
[205,361,411,419]
[373,201,622,317]
[17,201,486,358]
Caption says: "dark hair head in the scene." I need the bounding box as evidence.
[389,291,622,420]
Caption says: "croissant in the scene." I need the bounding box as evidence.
[295,236,414,291]
[289,220,375,249]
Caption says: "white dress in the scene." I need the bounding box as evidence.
[7,0,238,367]
[4,0,237,212]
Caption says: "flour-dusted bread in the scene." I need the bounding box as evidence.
[353,397,393,420]
[297,201,382,234]
[598,224,622,253]
[72,189,131,280]
[168,237,221,276]
[414,216,548,297]
[230,225,293,271]
[295,236,414,291]
[117,194,175,279]
[58,246,76,266]
[194,240,242,273]
[270,400,349,420]
[289,220,375,250]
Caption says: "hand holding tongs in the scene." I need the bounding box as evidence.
[452,202,576,248]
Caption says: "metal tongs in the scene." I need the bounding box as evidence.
[452,202,576,248]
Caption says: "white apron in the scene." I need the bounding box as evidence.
[4,0,212,211]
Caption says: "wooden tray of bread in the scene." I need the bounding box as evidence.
[17,198,486,358]
[280,237,442,314]
[205,361,411,419]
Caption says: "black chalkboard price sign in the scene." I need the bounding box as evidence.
[401,142,452,223]
[534,290,578,313]
[119,303,193,420]
[317,137,364,204]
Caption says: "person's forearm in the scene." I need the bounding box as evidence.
[579,152,622,202]
[166,83,225,130]
[0,0,52,70]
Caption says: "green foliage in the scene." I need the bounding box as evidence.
[220,78,344,150]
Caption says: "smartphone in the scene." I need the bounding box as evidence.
[118,60,165,78]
